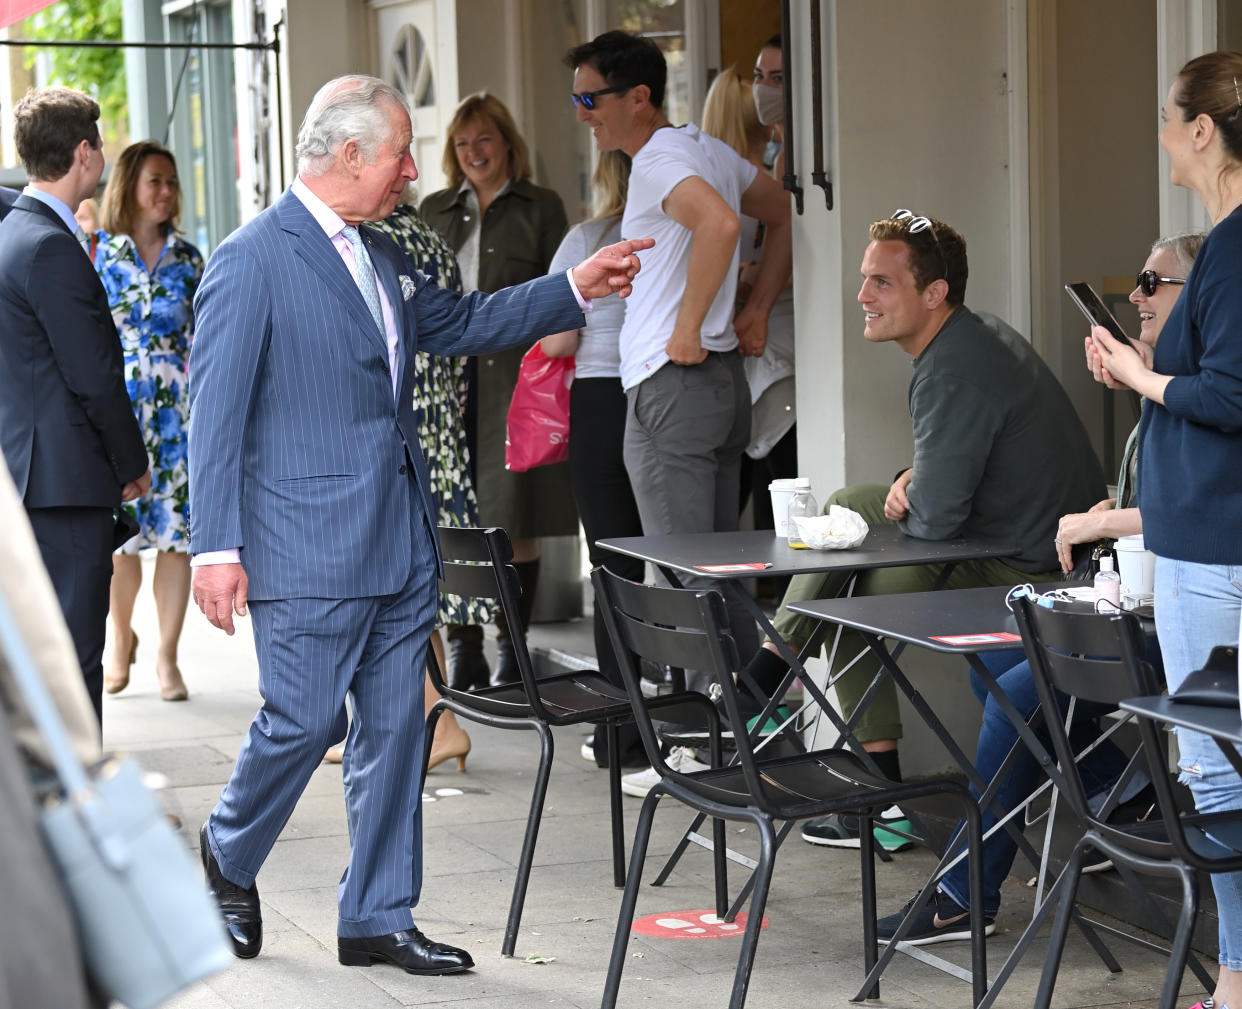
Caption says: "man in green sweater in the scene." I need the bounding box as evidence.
[742,210,1106,846]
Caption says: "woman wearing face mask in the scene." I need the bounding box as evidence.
[752,35,785,175]
[421,94,571,691]
[1088,50,1242,1009]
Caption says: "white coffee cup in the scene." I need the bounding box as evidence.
[1114,534,1156,597]
[769,478,800,538]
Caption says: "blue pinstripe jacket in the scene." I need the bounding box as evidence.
[188,189,583,601]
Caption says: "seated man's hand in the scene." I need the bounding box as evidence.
[884,469,913,521]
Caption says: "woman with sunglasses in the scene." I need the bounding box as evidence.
[1091,53,1242,1009]
[421,94,571,690]
[874,234,1201,948]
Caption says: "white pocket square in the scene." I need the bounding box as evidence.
[400,274,417,301]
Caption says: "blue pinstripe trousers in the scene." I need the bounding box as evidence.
[204,499,439,938]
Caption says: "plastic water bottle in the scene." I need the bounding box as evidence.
[1094,553,1121,610]
[786,479,819,549]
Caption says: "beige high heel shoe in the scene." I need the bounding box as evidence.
[157,660,188,702]
[104,630,137,694]
[427,724,471,772]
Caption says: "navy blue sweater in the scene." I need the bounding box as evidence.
[1138,206,1242,564]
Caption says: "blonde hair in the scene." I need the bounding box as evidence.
[701,66,762,159]
[591,150,630,222]
[440,92,531,188]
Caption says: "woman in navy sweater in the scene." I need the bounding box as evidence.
[1090,51,1242,1009]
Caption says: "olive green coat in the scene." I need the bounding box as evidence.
[420,179,576,537]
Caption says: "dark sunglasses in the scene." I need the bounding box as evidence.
[570,84,632,110]
[1136,270,1186,297]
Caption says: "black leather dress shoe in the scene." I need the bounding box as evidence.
[338,928,474,975]
[200,823,263,959]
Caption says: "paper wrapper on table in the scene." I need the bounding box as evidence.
[790,506,869,550]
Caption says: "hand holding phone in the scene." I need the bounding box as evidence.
[1064,282,1141,349]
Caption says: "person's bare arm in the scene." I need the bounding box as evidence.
[660,177,740,365]
[734,172,792,356]
[540,329,580,358]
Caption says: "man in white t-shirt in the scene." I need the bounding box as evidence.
[565,31,792,668]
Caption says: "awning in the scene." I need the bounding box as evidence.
[0,0,59,30]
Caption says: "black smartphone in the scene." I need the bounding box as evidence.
[1064,282,1141,349]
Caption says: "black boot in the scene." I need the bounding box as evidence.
[491,558,540,687]
[446,624,489,691]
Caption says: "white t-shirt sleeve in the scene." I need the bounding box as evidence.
[636,133,703,206]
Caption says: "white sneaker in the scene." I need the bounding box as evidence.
[580,735,595,762]
[620,747,709,798]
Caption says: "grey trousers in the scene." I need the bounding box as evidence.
[624,350,758,684]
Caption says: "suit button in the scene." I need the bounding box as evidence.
[398,465,408,475]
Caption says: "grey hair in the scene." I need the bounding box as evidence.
[1150,232,1207,274]
[295,75,409,177]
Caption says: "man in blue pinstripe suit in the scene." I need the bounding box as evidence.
[188,75,651,974]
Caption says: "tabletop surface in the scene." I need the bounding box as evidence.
[1121,694,1242,744]
[597,526,1018,580]
[786,583,1067,654]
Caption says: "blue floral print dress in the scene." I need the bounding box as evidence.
[93,231,204,554]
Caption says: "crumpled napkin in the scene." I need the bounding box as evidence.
[791,505,869,550]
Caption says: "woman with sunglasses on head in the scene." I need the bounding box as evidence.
[421,94,571,691]
[1089,52,1242,1009]
[873,234,1201,948]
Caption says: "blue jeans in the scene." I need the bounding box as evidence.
[938,644,1155,917]
[1154,556,1242,970]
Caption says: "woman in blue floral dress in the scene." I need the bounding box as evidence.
[94,141,203,702]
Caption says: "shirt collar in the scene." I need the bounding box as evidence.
[22,186,78,235]
[292,176,349,240]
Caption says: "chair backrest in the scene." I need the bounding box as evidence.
[592,566,795,814]
[1011,596,1170,854]
[433,526,548,714]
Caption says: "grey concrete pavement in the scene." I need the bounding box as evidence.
[101,565,1209,1009]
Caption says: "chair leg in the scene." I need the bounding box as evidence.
[1159,865,1200,1009]
[602,787,661,1009]
[960,798,988,1007]
[859,810,880,1001]
[501,719,555,957]
[605,721,626,888]
[1033,838,1088,1009]
[420,700,445,795]
[728,814,777,1009]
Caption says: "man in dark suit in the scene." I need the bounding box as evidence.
[0,185,18,219]
[0,87,150,725]
[188,74,651,973]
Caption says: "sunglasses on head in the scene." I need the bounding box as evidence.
[892,208,947,278]
[1136,270,1186,297]
[570,84,633,110]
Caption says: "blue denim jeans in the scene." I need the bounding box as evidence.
[937,644,1155,917]
[1154,556,1242,970]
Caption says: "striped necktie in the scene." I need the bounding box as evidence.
[341,225,385,336]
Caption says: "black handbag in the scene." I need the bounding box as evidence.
[1065,540,1112,582]
[1170,646,1239,708]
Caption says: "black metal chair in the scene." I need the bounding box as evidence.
[592,566,989,1009]
[1008,595,1242,1009]
[421,526,723,957]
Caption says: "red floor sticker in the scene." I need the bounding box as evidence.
[631,910,768,939]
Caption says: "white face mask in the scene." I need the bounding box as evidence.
[753,82,784,126]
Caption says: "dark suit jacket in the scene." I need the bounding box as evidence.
[0,187,18,220]
[0,194,146,506]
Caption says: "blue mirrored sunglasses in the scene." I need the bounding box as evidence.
[570,84,632,110]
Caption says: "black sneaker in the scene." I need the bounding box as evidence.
[800,806,918,851]
[877,889,996,946]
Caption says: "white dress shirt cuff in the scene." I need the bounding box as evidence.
[565,268,593,314]
[191,549,242,566]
